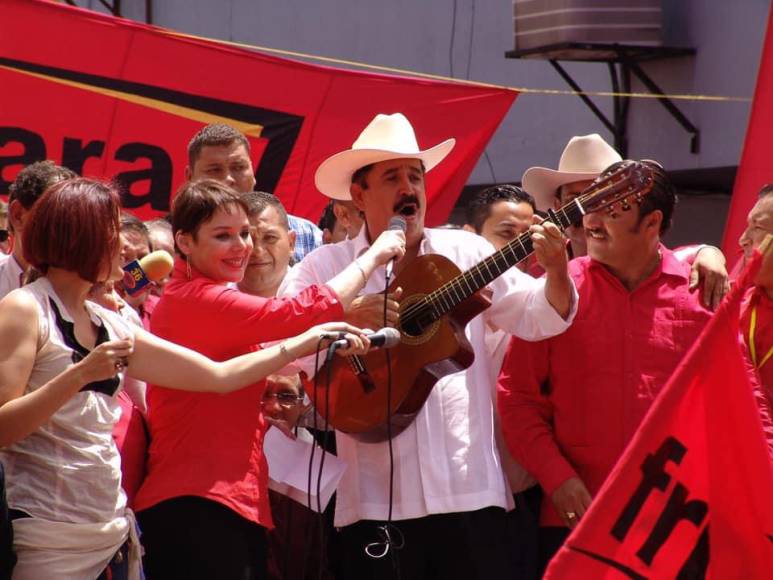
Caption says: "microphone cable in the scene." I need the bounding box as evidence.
[314,347,336,580]
[302,337,328,580]
[266,342,323,580]
[362,266,404,578]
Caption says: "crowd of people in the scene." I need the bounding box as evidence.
[0,113,771,580]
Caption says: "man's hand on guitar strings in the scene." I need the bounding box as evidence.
[530,218,569,274]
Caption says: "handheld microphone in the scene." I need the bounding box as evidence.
[330,327,401,351]
[384,216,407,279]
[122,250,174,296]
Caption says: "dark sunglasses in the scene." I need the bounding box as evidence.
[0,230,8,243]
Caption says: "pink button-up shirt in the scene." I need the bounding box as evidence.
[497,247,712,527]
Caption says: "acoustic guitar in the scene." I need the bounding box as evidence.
[314,160,655,442]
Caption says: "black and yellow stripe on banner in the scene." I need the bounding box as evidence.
[0,56,304,194]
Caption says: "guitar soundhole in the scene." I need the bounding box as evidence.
[400,314,424,338]
[398,294,439,344]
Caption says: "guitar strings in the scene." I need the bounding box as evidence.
[398,176,628,325]
[397,199,574,322]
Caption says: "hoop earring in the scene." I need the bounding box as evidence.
[186,256,192,281]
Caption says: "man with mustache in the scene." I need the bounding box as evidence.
[280,113,576,579]
[497,160,715,573]
[523,133,729,310]
[739,185,773,406]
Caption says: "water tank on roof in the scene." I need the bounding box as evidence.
[513,0,662,52]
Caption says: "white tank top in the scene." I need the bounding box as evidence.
[0,278,134,524]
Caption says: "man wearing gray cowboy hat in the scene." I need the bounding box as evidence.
[280,112,577,579]
[522,134,729,310]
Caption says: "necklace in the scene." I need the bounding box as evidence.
[748,293,773,369]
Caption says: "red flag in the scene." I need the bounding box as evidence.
[0,0,515,223]
[721,4,773,269]
[546,258,773,579]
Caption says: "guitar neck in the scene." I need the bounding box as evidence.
[425,201,582,318]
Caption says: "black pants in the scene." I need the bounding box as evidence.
[537,526,570,578]
[508,486,542,580]
[266,489,339,580]
[338,507,517,580]
[137,496,267,580]
[0,464,15,580]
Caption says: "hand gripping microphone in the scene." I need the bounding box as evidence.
[122,250,174,296]
[384,216,407,279]
[325,327,401,363]
[330,327,401,351]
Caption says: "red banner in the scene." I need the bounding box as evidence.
[722,5,773,268]
[0,0,515,224]
[546,261,773,578]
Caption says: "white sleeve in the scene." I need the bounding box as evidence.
[485,265,577,341]
[278,255,323,297]
[277,254,331,378]
[437,230,577,341]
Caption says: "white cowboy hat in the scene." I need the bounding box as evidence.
[315,113,455,200]
[522,134,622,211]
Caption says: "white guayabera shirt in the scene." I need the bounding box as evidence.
[279,227,577,527]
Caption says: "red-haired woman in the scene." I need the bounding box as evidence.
[0,178,376,580]
[131,179,403,579]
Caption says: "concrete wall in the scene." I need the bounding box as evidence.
[89,0,770,245]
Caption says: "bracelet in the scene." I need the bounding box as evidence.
[353,259,368,285]
[279,342,294,364]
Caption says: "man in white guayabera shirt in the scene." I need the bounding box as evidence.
[280,112,578,579]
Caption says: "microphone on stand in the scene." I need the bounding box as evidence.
[384,216,407,279]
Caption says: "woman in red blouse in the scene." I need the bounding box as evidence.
[0,178,373,579]
[134,179,404,579]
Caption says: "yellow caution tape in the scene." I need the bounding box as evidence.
[166,30,750,103]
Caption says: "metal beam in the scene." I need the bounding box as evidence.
[507,43,699,155]
[548,61,615,135]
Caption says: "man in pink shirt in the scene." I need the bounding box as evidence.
[523,134,728,309]
[497,160,714,573]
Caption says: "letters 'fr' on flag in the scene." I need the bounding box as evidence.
[546,253,773,579]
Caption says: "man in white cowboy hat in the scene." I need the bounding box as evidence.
[280,112,577,579]
[497,161,726,574]
[523,133,729,309]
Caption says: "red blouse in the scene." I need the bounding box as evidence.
[133,258,343,527]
